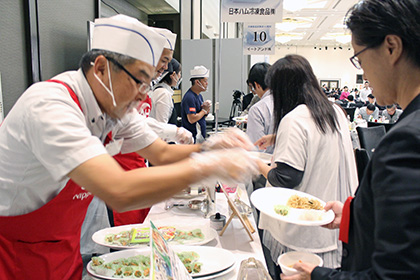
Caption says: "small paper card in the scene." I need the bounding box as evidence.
[150,221,192,280]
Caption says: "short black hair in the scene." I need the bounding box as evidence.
[347,95,354,101]
[346,0,420,68]
[367,103,376,111]
[367,94,375,99]
[190,77,205,86]
[247,62,270,90]
[386,104,396,109]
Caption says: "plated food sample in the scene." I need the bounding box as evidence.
[104,227,204,246]
[90,251,201,278]
[251,187,335,226]
[92,224,218,249]
[87,246,236,280]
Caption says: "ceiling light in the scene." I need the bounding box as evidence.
[276,36,292,44]
[335,35,351,44]
[276,22,299,32]
[283,0,307,12]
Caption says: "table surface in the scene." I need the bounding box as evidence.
[144,186,266,280]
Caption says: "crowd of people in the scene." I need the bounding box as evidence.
[321,81,403,124]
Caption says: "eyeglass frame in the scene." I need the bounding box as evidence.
[104,56,152,93]
[349,46,370,70]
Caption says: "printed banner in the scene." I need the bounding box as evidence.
[221,0,283,23]
[243,23,276,55]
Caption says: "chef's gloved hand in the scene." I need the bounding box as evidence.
[203,99,212,107]
[201,100,212,114]
[201,127,255,151]
[175,127,193,144]
[190,148,259,186]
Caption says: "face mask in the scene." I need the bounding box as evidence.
[197,80,207,91]
[91,61,117,107]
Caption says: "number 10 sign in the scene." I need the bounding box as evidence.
[243,23,275,55]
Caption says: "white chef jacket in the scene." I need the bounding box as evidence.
[149,82,174,123]
[259,104,358,252]
[0,69,158,216]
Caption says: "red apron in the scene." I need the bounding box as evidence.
[107,97,153,226]
[0,80,93,279]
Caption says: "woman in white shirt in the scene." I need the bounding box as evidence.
[150,58,181,124]
[256,55,358,278]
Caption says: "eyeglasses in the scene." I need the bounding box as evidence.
[349,46,370,70]
[104,56,151,93]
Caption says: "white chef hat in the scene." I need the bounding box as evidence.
[92,15,166,67]
[151,27,177,51]
[190,65,210,78]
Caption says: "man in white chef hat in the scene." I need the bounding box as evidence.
[181,65,212,143]
[0,14,259,280]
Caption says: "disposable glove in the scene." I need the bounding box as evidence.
[201,127,255,151]
[175,127,193,144]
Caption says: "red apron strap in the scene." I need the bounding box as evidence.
[47,79,82,111]
[339,196,354,244]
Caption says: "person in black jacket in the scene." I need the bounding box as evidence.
[282,0,420,279]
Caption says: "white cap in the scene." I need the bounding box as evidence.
[190,65,210,78]
[92,15,166,67]
[151,27,177,51]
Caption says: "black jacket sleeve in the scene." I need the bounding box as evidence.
[267,162,304,188]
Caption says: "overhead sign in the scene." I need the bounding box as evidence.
[221,0,283,23]
[243,23,275,55]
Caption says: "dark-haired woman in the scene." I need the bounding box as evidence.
[256,55,358,277]
[150,58,182,124]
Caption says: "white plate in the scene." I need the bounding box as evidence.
[249,151,272,164]
[232,116,247,123]
[250,188,335,226]
[87,245,236,279]
[92,224,218,250]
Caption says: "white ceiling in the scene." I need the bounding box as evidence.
[126,0,359,47]
[276,0,359,47]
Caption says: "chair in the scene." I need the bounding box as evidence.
[344,107,356,122]
[367,121,395,132]
[354,148,370,183]
[356,126,386,158]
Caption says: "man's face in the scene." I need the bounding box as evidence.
[155,48,173,78]
[368,97,375,104]
[364,82,369,89]
[196,77,208,91]
[366,108,374,115]
[110,60,155,119]
[387,106,396,116]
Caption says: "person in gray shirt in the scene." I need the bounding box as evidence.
[245,62,273,154]
[358,103,379,121]
[382,104,403,123]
